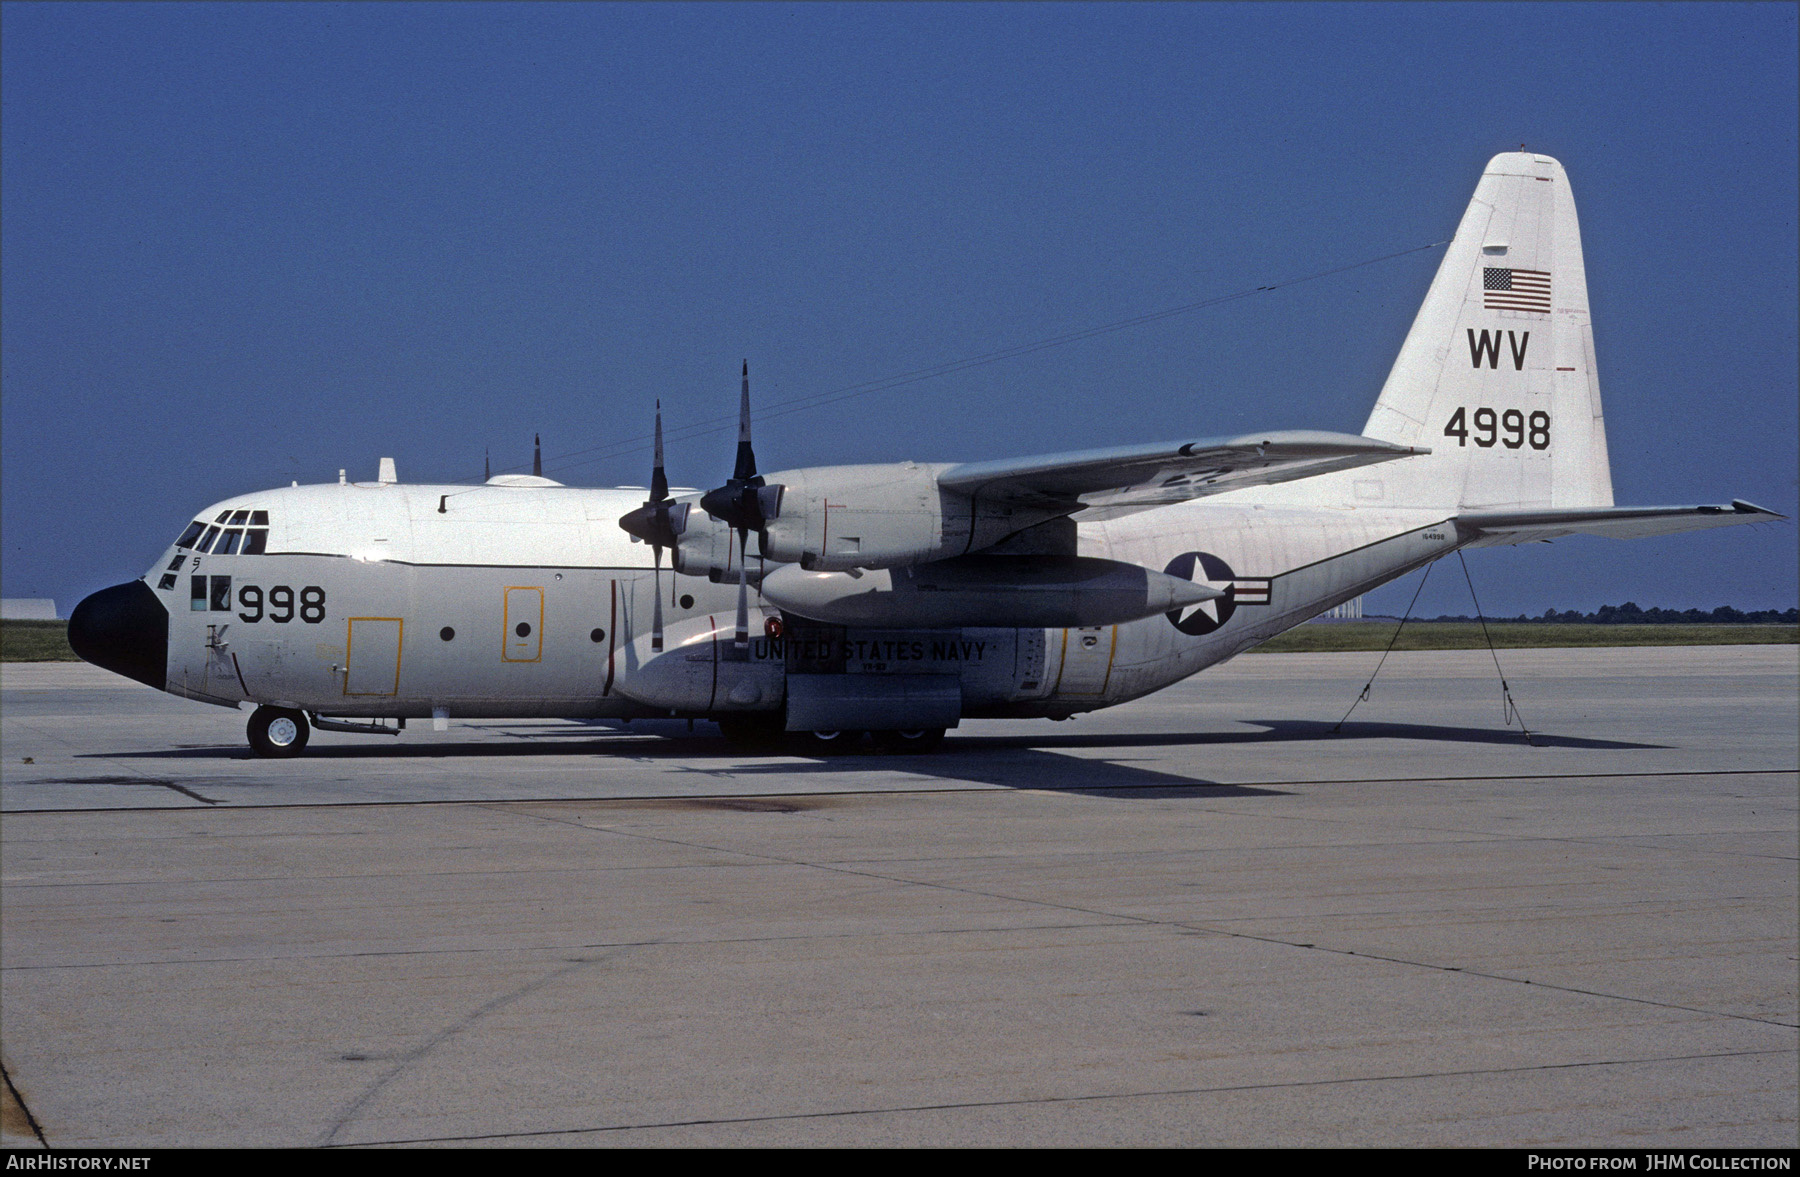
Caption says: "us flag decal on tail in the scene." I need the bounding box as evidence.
[1483,267,1551,313]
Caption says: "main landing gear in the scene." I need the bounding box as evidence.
[871,728,947,753]
[246,705,310,759]
[789,728,866,756]
[715,716,948,756]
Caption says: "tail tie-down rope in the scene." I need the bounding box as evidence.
[1331,553,1536,746]
[1458,550,1536,745]
[1331,562,1431,733]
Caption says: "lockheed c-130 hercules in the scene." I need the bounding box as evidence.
[69,152,1779,756]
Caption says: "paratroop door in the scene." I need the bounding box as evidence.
[345,617,403,696]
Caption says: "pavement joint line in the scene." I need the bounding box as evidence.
[811,862,1800,1032]
[3,766,1794,816]
[0,921,1143,972]
[12,835,1790,891]
[316,946,654,1147]
[1167,802,1800,859]
[10,793,1780,1025]
[3,819,1792,882]
[476,803,1800,1031]
[327,1045,1800,1147]
[1,1060,50,1149]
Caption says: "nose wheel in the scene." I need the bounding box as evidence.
[247,706,310,758]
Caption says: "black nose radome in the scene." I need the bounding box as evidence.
[68,580,169,691]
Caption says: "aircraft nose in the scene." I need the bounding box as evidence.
[67,580,169,690]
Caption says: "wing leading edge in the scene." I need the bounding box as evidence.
[939,430,1426,520]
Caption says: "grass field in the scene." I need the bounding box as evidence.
[4,618,1794,663]
[2,620,81,662]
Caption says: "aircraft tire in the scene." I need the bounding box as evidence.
[872,728,947,753]
[791,729,865,756]
[247,706,310,758]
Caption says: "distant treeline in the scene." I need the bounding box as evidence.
[1423,603,1800,625]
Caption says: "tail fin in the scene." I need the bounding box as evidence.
[1363,152,1613,511]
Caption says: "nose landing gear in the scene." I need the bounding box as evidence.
[247,706,310,758]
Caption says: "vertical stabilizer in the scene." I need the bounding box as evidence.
[1363,152,1612,510]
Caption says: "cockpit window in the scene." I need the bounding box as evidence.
[182,511,266,555]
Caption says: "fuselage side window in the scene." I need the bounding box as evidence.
[175,522,205,550]
[190,576,207,611]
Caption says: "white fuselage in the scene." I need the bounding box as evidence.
[144,477,1458,721]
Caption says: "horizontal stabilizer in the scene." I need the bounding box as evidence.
[1455,500,1784,546]
[941,431,1424,520]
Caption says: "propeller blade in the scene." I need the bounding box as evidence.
[734,529,750,653]
[732,360,757,483]
[649,400,668,504]
[651,544,665,652]
[619,402,689,549]
[533,434,542,477]
[700,362,774,534]
[619,400,688,653]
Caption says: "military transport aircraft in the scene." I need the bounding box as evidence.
[69,152,1779,756]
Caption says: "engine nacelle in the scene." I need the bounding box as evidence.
[666,505,763,583]
[759,462,1067,571]
[665,462,1069,581]
[613,611,785,713]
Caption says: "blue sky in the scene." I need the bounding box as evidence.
[4,2,1796,617]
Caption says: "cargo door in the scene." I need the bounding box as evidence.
[345,617,403,696]
[1054,625,1115,697]
[503,587,544,662]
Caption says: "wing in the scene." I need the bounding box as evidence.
[938,430,1425,520]
[1455,500,1785,546]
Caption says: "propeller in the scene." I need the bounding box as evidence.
[698,362,781,655]
[618,402,687,651]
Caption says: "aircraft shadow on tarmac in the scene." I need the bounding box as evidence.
[79,718,1665,800]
